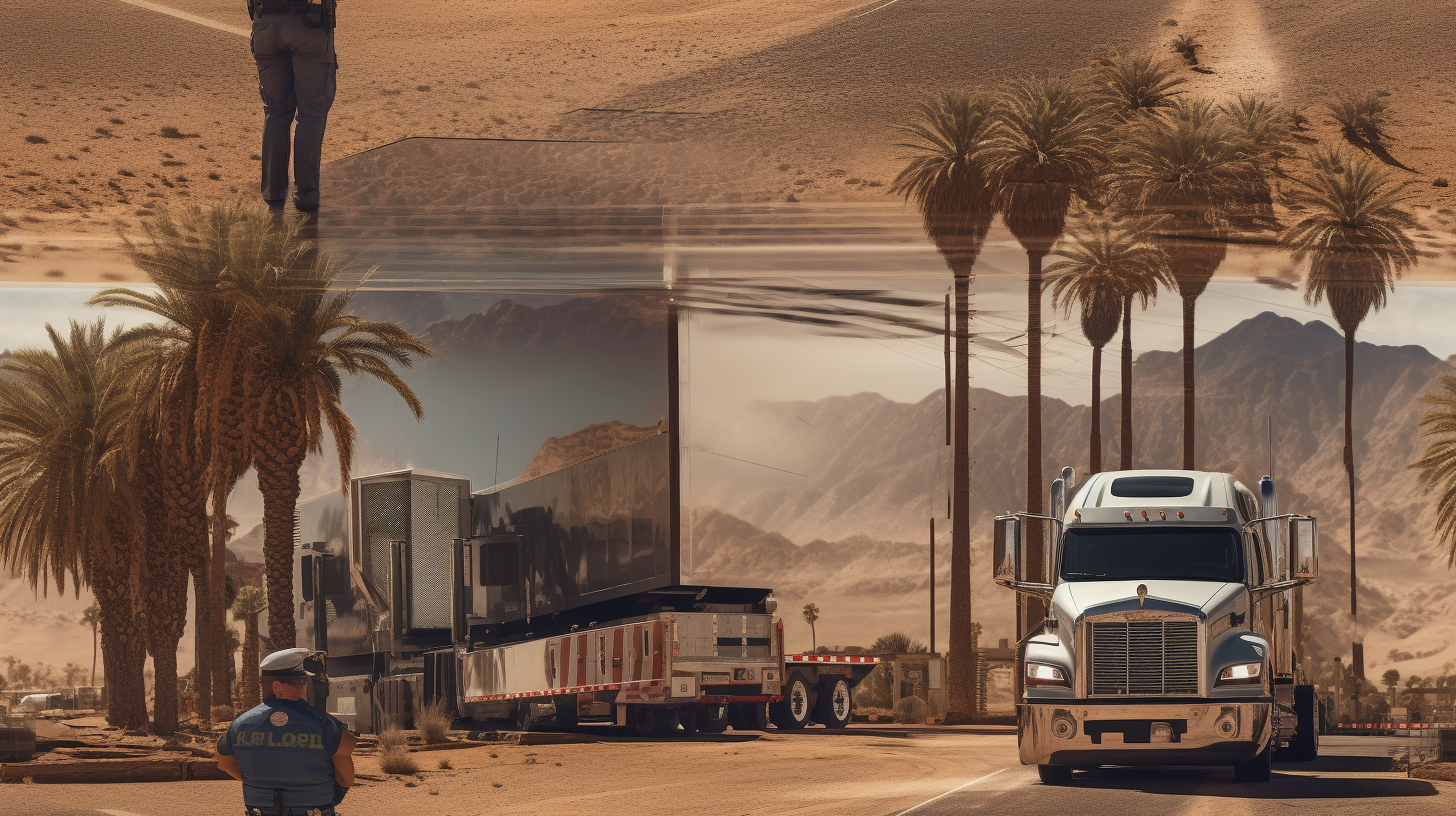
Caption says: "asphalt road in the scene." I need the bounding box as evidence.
[897,736,1447,816]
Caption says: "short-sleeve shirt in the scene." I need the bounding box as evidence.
[217,696,344,808]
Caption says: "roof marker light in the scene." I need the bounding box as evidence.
[1140,510,1149,520]
[1074,509,1081,520]
[1124,511,1132,520]
[1221,508,1228,516]
[1177,510,1185,519]
[1160,510,1167,520]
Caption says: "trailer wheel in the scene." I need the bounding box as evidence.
[1283,684,1319,762]
[769,672,813,730]
[631,705,661,738]
[1037,764,1073,785]
[511,702,536,732]
[678,706,701,734]
[730,702,769,731]
[816,677,852,729]
[696,704,730,734]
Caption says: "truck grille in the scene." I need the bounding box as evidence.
[1090,619,1198,696]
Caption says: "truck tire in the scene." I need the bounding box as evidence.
[697,704,730,734]
[1037,764,1073,785]
[770,672,813,730]
[511,702,536,732]
[816,677,852,729]
[631,706,662,738]
[729,702,770,731]
[1233,740,1272,783]
[1284,684,1318,762]
[678,706,701,734]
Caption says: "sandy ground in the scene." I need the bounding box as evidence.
[2,0,1454,282]
[2,730,1453,816]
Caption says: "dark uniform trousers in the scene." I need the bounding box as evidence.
[251,12,336,208]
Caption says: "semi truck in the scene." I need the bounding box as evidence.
[291,435,878,737]
[992,468,1319,784]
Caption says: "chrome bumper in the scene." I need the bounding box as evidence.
[1020,701,1272,766]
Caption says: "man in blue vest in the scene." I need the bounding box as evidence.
[217,648,357,816]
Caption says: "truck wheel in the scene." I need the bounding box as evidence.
[511,702,536,732]
[552,695,578,728]
[770,672,813,730]
[730,702,770,731]
[1233,740,1272,783]
[631,706,661,738]
[1037,764,1073,785]
[696,704,730,734]
[1284,684,1319,762]
[678,706,701,734]
[652,706,680,737]
[816,678,852,729]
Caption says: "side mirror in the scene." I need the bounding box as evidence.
[1289,517,1317,581]
[993,515,1021,586]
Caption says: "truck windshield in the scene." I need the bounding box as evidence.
[1060,527,1243,583]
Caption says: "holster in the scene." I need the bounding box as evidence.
[306,0,336,31]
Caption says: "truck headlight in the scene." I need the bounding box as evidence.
[1025,662,1070,687]
[1216,662,1263,686]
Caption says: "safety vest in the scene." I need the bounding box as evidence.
[222,697,341,808]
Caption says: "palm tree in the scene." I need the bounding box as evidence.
[890,90,998,723]
[93,201,292,719]
[80,603,100,686]
[1414,374,1456,565]
[232,586,267,708]
[225,242,430,648]
[0,321,149,728]
[1046,217,1172,472]
[1088,52,1187,116]
[1113,101,1256,468]
[984,76,1107,638]
[1283,151,1416,619]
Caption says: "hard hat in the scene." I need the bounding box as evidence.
[260,647,316,678]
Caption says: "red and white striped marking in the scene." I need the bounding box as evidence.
[465,679,664,704]
[787,654,880,664]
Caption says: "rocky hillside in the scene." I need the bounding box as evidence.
[690,313,1455,673]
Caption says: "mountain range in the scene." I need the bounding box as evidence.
[687,312,1455,678]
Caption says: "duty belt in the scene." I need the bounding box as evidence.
[254,1,308,13]
[244,807,334,816]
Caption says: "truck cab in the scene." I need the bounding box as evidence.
[993,469,1319,784]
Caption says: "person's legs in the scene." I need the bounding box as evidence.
[252,20,297,203]
[285,24,337,209]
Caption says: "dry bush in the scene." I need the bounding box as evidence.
[416,700,453,745]
[1326,92,1390,144]
[1171,34,1201,64]
[211,705,236,724]
[378,727,408,752]
[379,746,419,776]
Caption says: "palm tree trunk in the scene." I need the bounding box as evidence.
[241,616,261,709]
[192,566,212,723]
[1345,329,1356,617]
[947,273,976,723]
[1121,298,1133,470]
[210,489,233,709]
[90,621,97,687]
[91,529,149,730]
[257,412,307,648]
[1023,250,1046,632]
[1090,344,1103,474]
[1181,295,1197,470]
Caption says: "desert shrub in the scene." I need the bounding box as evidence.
[1171,34,1201,64]
[1326,92,1389,143]
[416,700,452,745]
[379,746,419,776]
[379,727,408,752]
[211,705,236,723]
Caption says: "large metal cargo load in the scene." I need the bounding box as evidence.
[993,469,1319,784]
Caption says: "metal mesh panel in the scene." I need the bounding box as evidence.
[409,480,460,629]
[360,480,410,606]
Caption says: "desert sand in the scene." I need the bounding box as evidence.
[2,0,1455,281]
